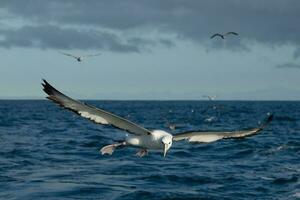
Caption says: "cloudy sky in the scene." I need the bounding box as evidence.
[0,0,300,100]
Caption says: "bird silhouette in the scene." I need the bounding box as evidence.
[59,52,101,62]
[210,32,239,39]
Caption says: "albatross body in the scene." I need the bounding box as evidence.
[123,130,172,156]
[42,80,273,157]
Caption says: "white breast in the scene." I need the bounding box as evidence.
[126,130,172,150]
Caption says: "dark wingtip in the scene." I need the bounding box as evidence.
[266,113,274,123]
[42,79,48,87]
[41,79,59,96]
[260,113,274,129]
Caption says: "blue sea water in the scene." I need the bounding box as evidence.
[0,100,299,200]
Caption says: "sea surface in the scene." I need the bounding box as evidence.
[0,100,299,200]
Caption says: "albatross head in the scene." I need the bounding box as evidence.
[162,136,173,157]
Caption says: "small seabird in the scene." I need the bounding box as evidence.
[168,124,176,131]
[204,116,216,123]
[164,117,176,131]
[42,80,273,157]
[203,95,217,101]
[164,119,180,131]
[59,52,101,62]
[210,32,239,39]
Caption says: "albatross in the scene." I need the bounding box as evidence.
[211,32,239,39]
[42,80,273,157]
[203,95,217,101]
[59,52,101,62]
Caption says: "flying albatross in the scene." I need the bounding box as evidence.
[211,32,239,39]
[42,80,273,157]
[203,95,217,101]
[59,52,101,62]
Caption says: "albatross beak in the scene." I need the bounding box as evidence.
[163,144,168,157]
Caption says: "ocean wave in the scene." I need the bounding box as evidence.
[0,100,299,199]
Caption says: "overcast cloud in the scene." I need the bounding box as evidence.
[0,0,299,53]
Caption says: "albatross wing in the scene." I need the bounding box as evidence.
[225,32,239,36]
[210,33,223,39]
[59,52,78,59]
[173,114,273,143]
[82,53,102,58]
[42,80,151,135]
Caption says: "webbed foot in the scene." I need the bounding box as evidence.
[100,142,126,155]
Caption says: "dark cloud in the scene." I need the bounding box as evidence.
[0,25,174,52]
[0,0,299,52]
[276,63,300,69]
[0,25,142,52]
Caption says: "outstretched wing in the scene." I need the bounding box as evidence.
[203,95,217,100]
[59,52,78,59]
[210,33,223,39]
[42,80,151,136]
[173,114,273,143]
[82,53,102,58]
[225,32,239,36]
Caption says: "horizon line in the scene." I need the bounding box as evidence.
[0,98,299,102]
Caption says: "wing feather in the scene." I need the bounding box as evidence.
[82,53,101,58]
[42,80,151,135]
[173,114,273,143]
[59,52,78,59]
[225,32,239,36]
[210,33,223,39]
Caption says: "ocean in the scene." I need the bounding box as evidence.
[0,100,299,200]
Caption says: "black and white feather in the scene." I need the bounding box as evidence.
[42,80,151,135]
[173,114,273,143]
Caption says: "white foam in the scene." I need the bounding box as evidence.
[292,192,300,198]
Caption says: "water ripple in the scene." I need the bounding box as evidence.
[0,100,299,200]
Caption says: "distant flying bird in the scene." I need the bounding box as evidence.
[210,32,239,39]
[204,116,216,123]
[168,124,176,131]
[59,52,101,62]
[42,80,273,158]
[203,95,217,101]
[164,118,186,131]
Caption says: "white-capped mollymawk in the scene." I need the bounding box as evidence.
[42,80,273,157]
[59,52,101,62]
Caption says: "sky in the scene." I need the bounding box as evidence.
[0,0,300,100]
